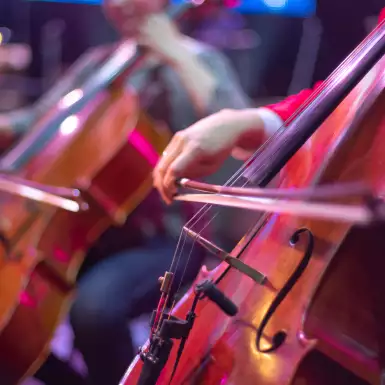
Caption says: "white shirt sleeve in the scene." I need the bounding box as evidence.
[255,107,284,137]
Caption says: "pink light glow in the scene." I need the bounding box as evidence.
[127,129,159,167]
[60,89,83,109]
[20,291,37,308]
[225,0,240,7]
[53,247,71,263]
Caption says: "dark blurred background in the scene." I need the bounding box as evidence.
[0,0,383,113]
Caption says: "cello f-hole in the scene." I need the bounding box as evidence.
[256,228,314,353]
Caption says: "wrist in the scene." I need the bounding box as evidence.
[253,107,284,137]
[224,108,265,135]
[167,43,193,68]
[166,35,205,68]
[227,108,283,139]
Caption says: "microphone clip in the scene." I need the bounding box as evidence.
[137,278,238,384]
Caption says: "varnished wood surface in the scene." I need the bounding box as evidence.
[0,84,171,384]
[122,56,385,385]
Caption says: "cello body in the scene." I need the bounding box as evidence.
[0,53,171,383]
[122,38,385,385]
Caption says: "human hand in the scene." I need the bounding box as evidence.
[103,0,168,40]
[138,13,185,65]
[153,109,266,204]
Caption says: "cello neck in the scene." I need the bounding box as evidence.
[247,19,385,188]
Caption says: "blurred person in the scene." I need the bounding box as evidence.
[0,1,251,384]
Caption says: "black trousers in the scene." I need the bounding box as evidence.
[69,235,203,385]
[34,354,88,385]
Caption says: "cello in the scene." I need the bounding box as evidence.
[0,3,195,383]
[122,16,385,385]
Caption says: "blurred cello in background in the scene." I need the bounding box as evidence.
[0,44,170,385]
[122,17,385,385]
[0,3,194,383]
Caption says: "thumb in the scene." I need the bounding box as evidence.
[163,145,199,189]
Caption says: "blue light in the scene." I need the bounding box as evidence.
[172,0,316,17]
[27,0,316,17]
[28,0,102,4]
[263,0,288,9]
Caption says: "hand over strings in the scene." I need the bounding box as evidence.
[153,108,267,204]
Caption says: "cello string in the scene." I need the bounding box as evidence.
[167,157,253,292]
[168,158,262,297]
[165,20,381,294]
[154,16,385,332]
[167,84,321,292]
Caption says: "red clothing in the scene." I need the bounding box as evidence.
[380,7,385,23]
[266,7,385,123]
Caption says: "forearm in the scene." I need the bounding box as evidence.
[231,107,283,141]
[171,46,218,116]
[217,107,283,160]
[189,48,252,116]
